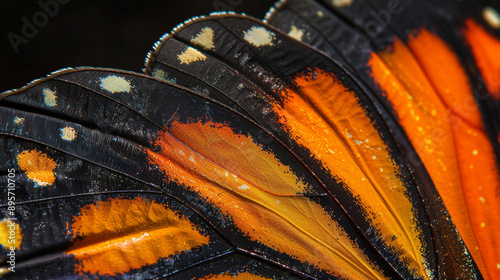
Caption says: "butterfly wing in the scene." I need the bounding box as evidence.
[1,0,496,278]
[266,0,500,278]
[144,13,482,279]
[1,68,338,279]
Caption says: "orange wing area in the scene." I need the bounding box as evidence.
[272,69,431,279]
[17,149,57,186]
[148,120,385,279]
[67,197,209,276]
[367,27,500,279]
[148,69,435,279]
[463,19,500,100]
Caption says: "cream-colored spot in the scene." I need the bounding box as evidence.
[13,117,24,125]
[100,75,131,93]
[472,149,478,156]
[243,26,275,47]
[497,263,500,269]
[178,47,207,65]
[191,27,215,50]
[152,68,165,79]
[479,197,485,204]
[43,88,57,107]
[60,126,77,141]
[332,0,353,7]
[239,184,250,190]
[317,10,324,17]
[288,26,305,41]
[345,129,352,138]
[481,222,486,228]
[483,6,500,29]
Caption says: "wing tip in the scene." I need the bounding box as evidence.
[0,67,159,99]
[0,67,77,98]
[143,12,262,74]
[263,0,289,23]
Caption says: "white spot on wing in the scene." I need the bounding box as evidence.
[243,26,275,47]
[100,75,131,93]
[239,184,250,190]
[345,129,352,138]
[60,126,77,141]
[14,117,24,125]
[191,27,215,50]
[43,88,57,107]
[483,6,500,29]
[152,68,165,79]
[178,47,207,65]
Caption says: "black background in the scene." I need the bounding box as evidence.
[0,0,276,92]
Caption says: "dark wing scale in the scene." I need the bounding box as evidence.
[166,254,303,279]
[143,13,484,279]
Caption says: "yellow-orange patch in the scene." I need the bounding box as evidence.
[0,219,22,250]
[67,197,209,276]
[148,120,385,279]
[269,69,430,279]
[17,149,57,186]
